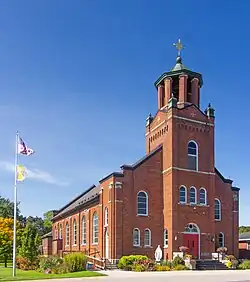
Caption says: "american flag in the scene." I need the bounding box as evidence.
[18,137,34,156]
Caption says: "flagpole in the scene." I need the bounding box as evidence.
[12,131,19,277]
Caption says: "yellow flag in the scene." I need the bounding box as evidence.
[17,165,28,182]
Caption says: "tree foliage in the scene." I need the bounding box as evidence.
[239,226,250,234]
[0,196,20,219]
[19,222,40,264]
[43,210,54,230]
[0,217,23,267]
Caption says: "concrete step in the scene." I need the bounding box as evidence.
[196,260,228,270]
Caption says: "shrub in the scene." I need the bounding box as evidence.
[238,260,250,270]
[16,256,38,270]
[225,260,232,268]
[173,264,188,271]
[133,258,156,271]
[156,265,171,271]
[63,252,87,272]
[225,254,236,261]
[134,264,146,272]
[118,255,148,270]
[160,260,172,268]
[38,256,64,273]
[172,255,185,267]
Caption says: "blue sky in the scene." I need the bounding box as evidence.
[0,0,249,225]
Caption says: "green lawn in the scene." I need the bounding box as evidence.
[0,267,106,281]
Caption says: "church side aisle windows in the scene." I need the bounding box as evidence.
[179,186,187,203]
[214,198,221,221]
[144,229,151,247]
[65,222,69,246]
[187,141,198,171]
[190,187,197,204]
[133,228,140,247]
[199,188,207,205]
[59,224,62,239]
[92,212,99,244]
[137,191,148,216]
[73,219,77,245]
[82,216,87,245]
[104,207,108,226]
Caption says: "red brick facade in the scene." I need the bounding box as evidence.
[51,53,239,262]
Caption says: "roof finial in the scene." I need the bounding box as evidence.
[173,39,184,57]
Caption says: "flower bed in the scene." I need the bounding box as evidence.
[117,255,188,272]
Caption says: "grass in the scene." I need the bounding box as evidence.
[0,267,106,281]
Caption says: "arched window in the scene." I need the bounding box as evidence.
[164,229,168,247]
[82,216,87,245]
[218,232,224,247]
[65,222,69,246]
[179,186,187,203]
[144,229,151,247]
[199,188,207,205]
[188,141,198,171]
[92,212,98,244]
[59,224,62,239]
[73,220,77,245]
[133,228,140,247]
[214,198,221,221]
[190,187,197,204]
[104,207,108,226]
[137,191,148,216]
[184,223,199,233]
[54,225,58,239]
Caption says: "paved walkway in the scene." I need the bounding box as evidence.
[19,270,250,282]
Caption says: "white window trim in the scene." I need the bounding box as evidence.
[179,185,187,204]
[133,228,140,247]
[144,228,152,247]
[82,216,87,245]
[219,232,224,247]
[199,187,207,205]
[188,140,198,171]
[137,191,148,216]
[92,212,99,245]
[215,198,221,221]
[65,223,70,246]
[190,186,197,204]
[104,207,108,227]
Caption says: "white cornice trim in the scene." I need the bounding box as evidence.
[163,166,215,175]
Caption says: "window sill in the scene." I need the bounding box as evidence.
[215,219,221,222]
[81,243,87,246]
[137,214,149,217]
[73,244,77,247]
[144,245,153,248]
[164,245,168,249]
[92,243,98,245]
[133,245,142,248]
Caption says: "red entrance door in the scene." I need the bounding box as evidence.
[183,233,199,259]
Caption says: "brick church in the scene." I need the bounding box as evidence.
[51,40,240,263]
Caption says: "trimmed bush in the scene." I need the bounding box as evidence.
[63,252,87,272]
[16,256,39,270]
[156,265,171,271]
[38,256,64,273]
[173,264,188,271]
[238,260,250,270]
[118,255,148,270]
[172,256,185,267]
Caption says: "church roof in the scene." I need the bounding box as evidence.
[239,232,250,241]
[120,144,163,170]
[53,184,100,220]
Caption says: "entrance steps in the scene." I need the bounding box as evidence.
[196,260,228,270]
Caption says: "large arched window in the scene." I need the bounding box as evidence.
[188,141,198,171]
[214,198,221,221]
[164,229,168,247]
[199,188,207,205]
[82,216,87,245]
[92,212,99,244]
[179,186,187,203]
[133,228,140,247]
[190,187,197,204]
[104,207,108,226]
[144,229,151,247]
[59,224,62,239]
[65,222,69,246]
[137,191,148,216]
[73,220,77,245]
[218,232,224,247]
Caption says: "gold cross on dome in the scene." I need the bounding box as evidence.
[173,39,184,56]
